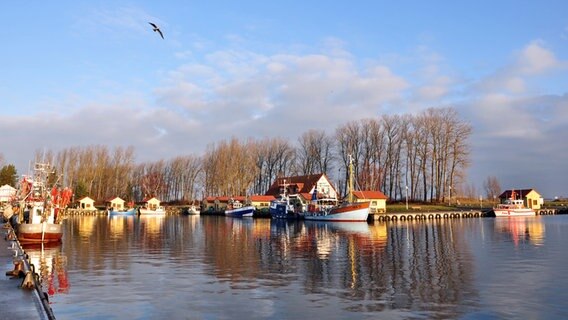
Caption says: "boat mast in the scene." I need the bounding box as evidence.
[348,154,354,203]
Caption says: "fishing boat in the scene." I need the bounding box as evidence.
[493,190,535,217]
[225,198,255,218]
[15,163,71,244]
[108,207,138,216]
[302,155,370,222]
[269,180,300,219]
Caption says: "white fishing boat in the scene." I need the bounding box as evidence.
[493,192,535,217]
[302,155,370,222]
[14,163,71,244]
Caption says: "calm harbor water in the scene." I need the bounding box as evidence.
[25,214,568,319]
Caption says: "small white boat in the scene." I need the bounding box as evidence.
[493,198,535,217]
[139,206,166,216]
[186,204,201,215]
[108,208,137,216]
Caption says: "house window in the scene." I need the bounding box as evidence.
[533,199,537,206]
[372,201,377,206]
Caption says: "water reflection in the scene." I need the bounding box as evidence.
[23,243,69,296]
[52,215,568,319]
[494,216,545,246]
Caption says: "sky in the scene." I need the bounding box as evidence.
[1,1,567,198]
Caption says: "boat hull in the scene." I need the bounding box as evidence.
[225,206,255,218]
[17,222,63,244]
[269,202,299,219]
[493,209,535,217]
[303,202,370,222]
[139,208,166,216]
[108,208,137,216]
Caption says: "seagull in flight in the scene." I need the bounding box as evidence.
[148,22,164,39]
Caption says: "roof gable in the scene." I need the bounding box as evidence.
[498,189,539,199]
[265,173,336,196]
[352,190,388,200]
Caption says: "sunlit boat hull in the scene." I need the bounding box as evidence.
[108,208,137,216]
[303,202,370,222]
[225,206,255,218]
[17,222,63,244]
[493,209,535,217]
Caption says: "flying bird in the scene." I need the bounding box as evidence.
[148,22,164,39]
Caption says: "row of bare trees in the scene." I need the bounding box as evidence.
[30,107,472,203]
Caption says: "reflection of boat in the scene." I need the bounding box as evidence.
[108,208,137,216]
[22,243,69,296]
[305,221,371,235]
[495,216,545,246]
[493,190,535,217]
[303,155,370,222]
[15,163,72,244]
[225,199,255,218]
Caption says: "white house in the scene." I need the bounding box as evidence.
[0,184,17,203]
[78,196,97,211]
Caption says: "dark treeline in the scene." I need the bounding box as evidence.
[32,107,471,204]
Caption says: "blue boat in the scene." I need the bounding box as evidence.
[225,199,255,218]
[269,180,300,219]
[108,208,137,216]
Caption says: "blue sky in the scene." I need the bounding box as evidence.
[1,1,567,198]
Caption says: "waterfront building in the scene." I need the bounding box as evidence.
[498,189,543,210]
[352,190,389,214]
[77,196,97,211]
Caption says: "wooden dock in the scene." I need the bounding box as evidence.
[370,208,559,221]
[1,222,55,320]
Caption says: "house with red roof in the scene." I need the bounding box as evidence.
[352,190,389,214]
[498,189,542,209]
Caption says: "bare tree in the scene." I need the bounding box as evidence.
[483,176,501,202]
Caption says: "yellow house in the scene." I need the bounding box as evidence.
[108,197,125,211]
[250,195,275,210]
[143,197,162,210]
[351,190,389,214]
[498,189,542,210]
[78,196,96,211]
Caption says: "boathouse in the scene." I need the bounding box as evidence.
[250,195,276,210]
[265,173,338,210]
[0,184,16,203]
[143,197,162,210]
[498,189,543,210]
[352,190,389,214]
[78,196,97,211]
[108,197,126,211]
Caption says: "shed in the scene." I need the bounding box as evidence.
[78,196,97,211]
[0,184,16,203]
[352,190,389,214]
[143,197,161,210]
[108,197,126,211]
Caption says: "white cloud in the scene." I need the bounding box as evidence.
[516,41,559,75]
